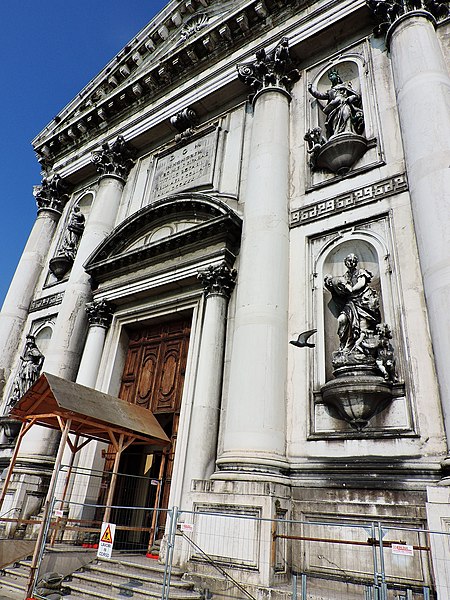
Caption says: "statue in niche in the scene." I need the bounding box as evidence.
[324,253,398,381]
[49,206,85,279]
[305,68,367,174]
[319,253,401,430]
[308,69,364,139]
[7,335,44,409]
[59,206,85,261]
[324,253,380,355]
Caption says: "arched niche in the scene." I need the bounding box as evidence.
[314,230,394,385]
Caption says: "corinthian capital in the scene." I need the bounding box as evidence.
[34,173,71,215]
[91,136,137,181]
[237,37,300,102]
[85,299,114,329]
[198,263,237,299]
[366,0,449,37]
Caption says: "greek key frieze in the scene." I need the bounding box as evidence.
[290,174,408,227]
[29,292,64,313]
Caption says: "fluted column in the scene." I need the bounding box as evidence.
[217,39,299,474]
[181,264,236,494]
[368,1,450,447]
[0,174,69,399]
[43,137,135,380]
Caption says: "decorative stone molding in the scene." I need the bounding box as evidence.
[170,107,199,143]
[366,0,449,38]
[91,136,136,181]
[34,173,71,215]
[237,37,300,102]
[198,262,237,298]
[85,299,114,329]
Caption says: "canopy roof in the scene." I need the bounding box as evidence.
[11,372,170,446]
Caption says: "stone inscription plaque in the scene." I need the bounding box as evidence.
[151,130,218,199]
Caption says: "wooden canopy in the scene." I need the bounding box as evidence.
[10,372,170,446]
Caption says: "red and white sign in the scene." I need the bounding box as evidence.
[180,523,194,533]
[97,522,116,559]
[391,543,414,556]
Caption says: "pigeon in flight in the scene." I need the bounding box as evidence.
[290,329,317,348]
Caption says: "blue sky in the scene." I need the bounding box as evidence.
[0,1,167,306]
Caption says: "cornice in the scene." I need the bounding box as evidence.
[33,0,367,175]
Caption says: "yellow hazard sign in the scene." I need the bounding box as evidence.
[100,524,113,544]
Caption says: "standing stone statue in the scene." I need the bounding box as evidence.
[7,335,44,409]
[325,253,381,355]
[308,69,365,139]
[59,206,85,261]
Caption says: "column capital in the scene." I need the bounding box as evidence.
[85,299,114,329]
[34,173,71,216]
[198,263,237,299]
[366,1,448,41]
[91,135,137,181]
[237,37,300,103]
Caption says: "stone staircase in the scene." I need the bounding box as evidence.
[0,554,204,600]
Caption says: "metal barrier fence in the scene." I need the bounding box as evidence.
[2,464,450,599]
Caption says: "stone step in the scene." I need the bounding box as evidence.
[86,563,194,588]
[67,579,203,600]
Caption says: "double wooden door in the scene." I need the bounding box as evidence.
[102,316,191,543]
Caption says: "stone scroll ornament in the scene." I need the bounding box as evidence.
[7,335,44,411]
[237,37,300,101]
[319,254,400,430]
[366,0,449,37]
[49,206,86,280]
[305,69,367,175]
[91,135,137,180]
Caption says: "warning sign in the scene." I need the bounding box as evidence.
[391,543,414,557]
[97,522,116,559]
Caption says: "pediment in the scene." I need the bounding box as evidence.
[84,194,242,283]
[33,0,285,163]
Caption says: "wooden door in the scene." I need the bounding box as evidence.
[117,317,191,513]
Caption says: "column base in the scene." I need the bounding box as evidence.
[215,452,289,477]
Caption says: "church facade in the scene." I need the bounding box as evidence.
[0,0,449,596]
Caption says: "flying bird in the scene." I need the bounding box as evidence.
[290,329,317,348]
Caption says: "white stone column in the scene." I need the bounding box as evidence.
[65,299,114,518]
[383,9,450,446]
[0,175,69,397]
[182,264,236,493]
[43,137,135,380]
[76,299,114,387]
[217,39,299,474]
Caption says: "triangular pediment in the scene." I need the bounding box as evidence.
[84,194,242,283]
[33,0,286,164]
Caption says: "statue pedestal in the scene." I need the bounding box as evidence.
[49,255,73,280]
[316,133,367,174]
[319,375,394,431]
